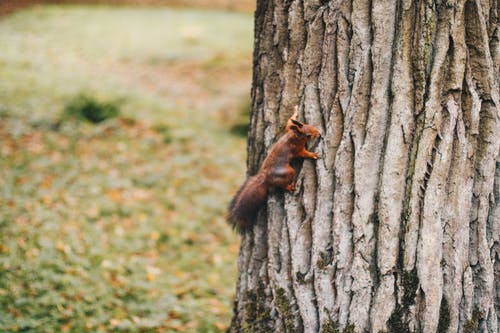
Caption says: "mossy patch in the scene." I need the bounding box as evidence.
[63,93,121,124]
[343,324,356,333]
[275,287,297,332]
[401,269,419,307]
[388,304,410,333]
[242,281,272,333]
[464,308,481,333]
[387,269,418,333]
[296,271,307,284]
[321,318,340,333]
[230,100,251,137]
[317,249,334,270]
[321,319,357,333]
[437,297,450,333]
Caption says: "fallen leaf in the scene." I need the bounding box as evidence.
[109,319,121,327]
[41,175,53,188]
[146,265,161,281]
[150,231,160,241]
[56,240,71,254]
[61,323,70,333]
[215,321,228,330]
[106,189,122,201]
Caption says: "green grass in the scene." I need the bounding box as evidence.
[0,5,252,333]
[0,5,253,120]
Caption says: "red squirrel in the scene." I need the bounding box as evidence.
[227,109,321,232]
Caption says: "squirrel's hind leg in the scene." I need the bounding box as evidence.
[269,166,295,192]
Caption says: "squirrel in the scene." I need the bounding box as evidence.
[227,109,321,233]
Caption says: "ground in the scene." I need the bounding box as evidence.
[0,0,255,16]
[0,5,252,332]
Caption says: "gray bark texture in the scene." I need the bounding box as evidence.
[229,0,499,332]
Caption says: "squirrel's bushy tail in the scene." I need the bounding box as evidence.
[227,174,268,233]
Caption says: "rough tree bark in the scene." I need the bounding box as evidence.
[229,0,499,332]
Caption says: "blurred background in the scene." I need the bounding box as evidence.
[0,1,254,332]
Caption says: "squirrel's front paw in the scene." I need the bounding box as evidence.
[311,152,320,160]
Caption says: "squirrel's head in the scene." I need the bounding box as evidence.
[286,108,321,140]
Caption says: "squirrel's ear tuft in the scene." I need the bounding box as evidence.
[290,106,298,121]
[291,119,303,128]
[289,124,302,134]
[286,107,301,130]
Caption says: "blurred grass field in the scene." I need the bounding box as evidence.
[0,5,252,332]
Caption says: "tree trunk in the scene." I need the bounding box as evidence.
[229,0,499,332]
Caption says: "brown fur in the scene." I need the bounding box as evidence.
[227,110,321,233]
